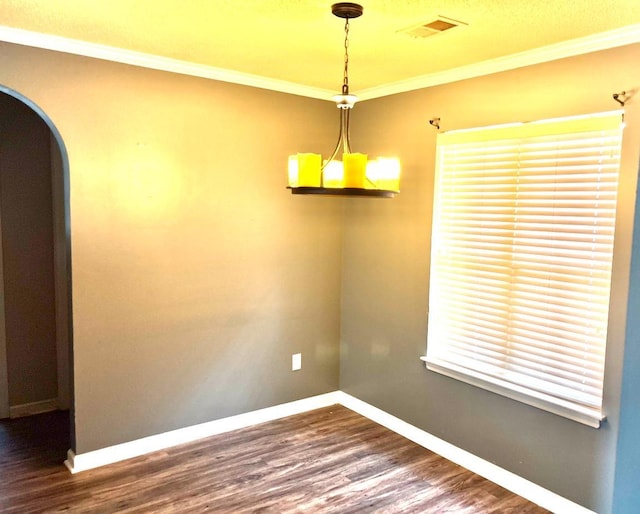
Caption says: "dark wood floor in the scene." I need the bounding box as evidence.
[0,405,549,513]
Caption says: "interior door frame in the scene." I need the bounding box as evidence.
[0,203,9,419]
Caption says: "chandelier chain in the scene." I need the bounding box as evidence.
[342,18,350,95]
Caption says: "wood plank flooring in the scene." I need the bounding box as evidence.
[0,405,550,513]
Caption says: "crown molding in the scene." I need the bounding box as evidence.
[0,25,334,101]
[357,23,640,101]
[1,23,639,103]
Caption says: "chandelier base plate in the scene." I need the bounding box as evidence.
[288,186,396,198]
[331,3,363,19]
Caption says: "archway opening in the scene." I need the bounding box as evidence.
[0,86,74,458]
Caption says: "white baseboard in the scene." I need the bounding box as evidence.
[64,390,594,513]
[65,391,341,474]
[336,392,595,514]
[10,398,58,418]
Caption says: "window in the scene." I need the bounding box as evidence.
[425,111,624,427]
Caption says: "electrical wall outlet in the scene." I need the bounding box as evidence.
[292,353,302,371]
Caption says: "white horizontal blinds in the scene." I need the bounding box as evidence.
[426,112,623,426]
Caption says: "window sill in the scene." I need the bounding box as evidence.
[420,356,605,429]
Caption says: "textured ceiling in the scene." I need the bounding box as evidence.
[1,0,640,94]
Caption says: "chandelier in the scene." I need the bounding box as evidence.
[287,3,401,198]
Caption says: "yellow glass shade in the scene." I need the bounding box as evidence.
[343,153,367,188]
[323,160,344,188]
[376,157,401,192]
[287,155,299,187]
[365,157,400,191]
[288,153,322,187]
[365,160,379,189]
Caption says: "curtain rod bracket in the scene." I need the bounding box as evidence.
[429,118,441,130]
[613,91,627,107]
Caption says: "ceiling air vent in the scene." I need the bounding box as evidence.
[399,16,467,39]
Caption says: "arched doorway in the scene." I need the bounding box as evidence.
[0,87,74,453]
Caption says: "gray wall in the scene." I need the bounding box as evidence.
[613,155,640,511]
[2,35,639,514]
[0,93,58,408]
[0,42,343,453]
[341,44,640,514]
